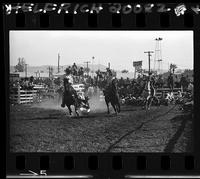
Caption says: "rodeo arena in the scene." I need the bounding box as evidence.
[10,54,194,152]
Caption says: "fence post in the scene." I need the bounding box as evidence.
[17,85,20,104]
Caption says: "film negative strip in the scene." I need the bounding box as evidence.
[3,2,200,179]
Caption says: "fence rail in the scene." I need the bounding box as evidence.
[155,88,182,98]
[10,87,38,104]
[33,84,46,90]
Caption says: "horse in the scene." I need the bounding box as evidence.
[62,83,89,116]
[103,79,121,115]
[56,86,64,104]
[141,79,159,110]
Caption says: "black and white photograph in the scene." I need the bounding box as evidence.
[9,30,193,152]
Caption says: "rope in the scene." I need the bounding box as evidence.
[105,104,177,152]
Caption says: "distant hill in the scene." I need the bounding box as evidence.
[10,64,108,74]
[10,64,193,80]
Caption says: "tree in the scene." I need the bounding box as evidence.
[30,76,34,83]
[15,58,25,72]
[183,69,193,79]
[170,63,177,74]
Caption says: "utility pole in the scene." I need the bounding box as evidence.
[84,61,91,77]
[158,59,162,74]
[58,53,60,73]
[154,37,163,74]
[51,67,53,78]
[108,62,110,69]
[48,66,51,78]
[144,51,154,76]
[134,68,136,79]
[92,56,95,77]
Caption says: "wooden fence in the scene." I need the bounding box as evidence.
[155,88,182,98]
[10,86,38,104]
[33,84,45,90]
[10,85,60,104]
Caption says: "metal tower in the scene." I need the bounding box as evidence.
[154,37,163,74]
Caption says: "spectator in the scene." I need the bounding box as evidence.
[156,75,164,88]
[125,77,130,85]
[22,78,29,90]
[78,67,84,76]
[72,62,77,70]
[180,74,188,92]
[65,66,72,75]
[106,68,112,77]
[187,80,193,96]
[160,91,168,105]
[72,63,78,76]
[174,75,180,88]
[118,77,124,87]
[177,90,182,98]
[30,76,34,83]
[54,77,62,86]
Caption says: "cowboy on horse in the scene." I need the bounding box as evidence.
[103,71,121,114]
[61,77,78,108]
[61,75,90,116]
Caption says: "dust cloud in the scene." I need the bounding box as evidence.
[31,91,107,113]
[31,95,65,111]
[88,95,106,112]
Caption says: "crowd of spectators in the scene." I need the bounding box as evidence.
[63,63,116,89]
[10,62,193,100]
[115,73,193,98]
[9,77,53,90]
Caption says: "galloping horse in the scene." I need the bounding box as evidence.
[103,78,121,114]
[141,78,159,110]
[61,78,89,116]
[62,83,80,116]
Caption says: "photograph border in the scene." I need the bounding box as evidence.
[4,2,200,178]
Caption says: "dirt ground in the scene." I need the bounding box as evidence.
[9,100,193,153]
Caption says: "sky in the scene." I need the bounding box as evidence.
[9,30,193,71]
